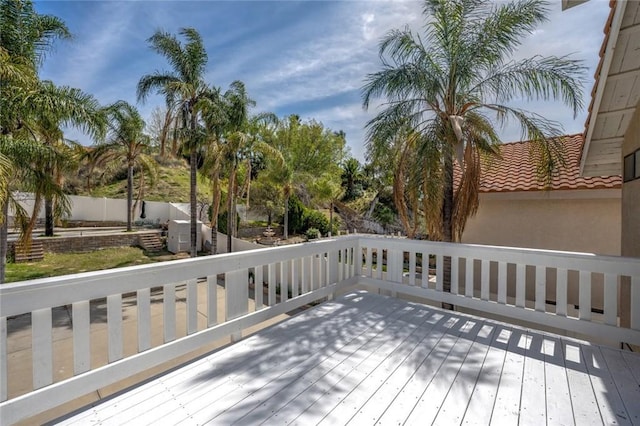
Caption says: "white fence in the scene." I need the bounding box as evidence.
[12,193,178,224]
[1,236,639,424]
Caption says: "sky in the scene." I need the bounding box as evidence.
[36,0,612,161]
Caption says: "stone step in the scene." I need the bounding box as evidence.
[13,240,45,262]
[138,234,163,252]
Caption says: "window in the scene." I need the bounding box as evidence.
[624,148,640,182]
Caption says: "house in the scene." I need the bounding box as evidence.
[462,134,622,256]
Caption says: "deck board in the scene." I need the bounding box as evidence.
[55,291,640,426]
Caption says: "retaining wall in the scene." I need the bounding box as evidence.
[8,231,161,255]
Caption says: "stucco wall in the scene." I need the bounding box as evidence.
[462,191,621,255]
[622,102,640,258]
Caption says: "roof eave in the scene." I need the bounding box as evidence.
[580,0,627,175]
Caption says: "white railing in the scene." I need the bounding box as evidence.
[0,237,359,425]
[1,235,639,424]
[357,236,640,345]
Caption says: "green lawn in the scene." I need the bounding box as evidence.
[5,247,187,283]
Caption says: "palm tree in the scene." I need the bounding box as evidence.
[312,175,343,236]
[0,138,60,282]
[0,0,105,279]
[138,27,213,257]
[219,82,282,252]
[341,157,363,201]
[363,0,585,243]
[91,101,157,232]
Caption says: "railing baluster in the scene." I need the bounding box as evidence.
[337,249,343,282]
[302,256,311,293]
[409,251,416,286]
[163,284,176,342]
[326,251,334,300]
[107,294,123,362]
[535,266,545,312]
[421,253,429,289]
[556,268,567,316]
[365,246,372,278]
[0,316,6,402]
[268,263,276,306]
[465,258,473,297]
[579,271,592,321]
[481,260,490,301]
[350,247,355,278]
[292,258,300,298]
[32,308,53,389]
[497,261,507,304]
[436,254,443,292]
[310,255,320,291]
[631,276,640,330]
[603,273,617,326]
[137,288,151,352]
[72,301,90,375]
[208,275,218,325]
[343,248,348,280]
[281,261,288,303]
[516,264,526,308]
[187,279,197,334]
[451,256,459,295]
[226,269,248,343]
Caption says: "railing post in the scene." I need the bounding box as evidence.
[631,276,640,331]
[0,316,6,402]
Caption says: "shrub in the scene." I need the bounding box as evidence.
[305,227,320,240]
[304,210,330,236]
[287,196,306,234]
[218,210,240,234]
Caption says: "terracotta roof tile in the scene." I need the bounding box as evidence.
[472,134,621,193]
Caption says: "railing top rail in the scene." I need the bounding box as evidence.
[3,234,638,318]
[0,236,359,318]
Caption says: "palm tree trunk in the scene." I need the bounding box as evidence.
[329,200,333,237]
[190,146,198,257]
[442,148,454,309]
[189,104,198,258]
[211,225,217,255]
[45,195,54,236]
[227,168,235,253]
[211,174,220,255]
[44,163,55,237]
[25,192,42,242]
[127,163,133,232]
[0,199,8,284]
[283,193,289,240]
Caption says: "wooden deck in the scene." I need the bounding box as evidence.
[54,291,640,426]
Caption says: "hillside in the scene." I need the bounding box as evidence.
[72,158,212,203]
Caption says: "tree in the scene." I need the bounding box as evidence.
[363,0,584,243]
[271,115,346,238]
[138,27,213,257]
[91,101,157,231]
[0,0,105,280]
[0,138,60,282]
[311,174,343,236]
[34,81,104,237]
[340,157,363,202]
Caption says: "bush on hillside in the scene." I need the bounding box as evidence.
[305,227,320,240]
[304,210,330,236]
